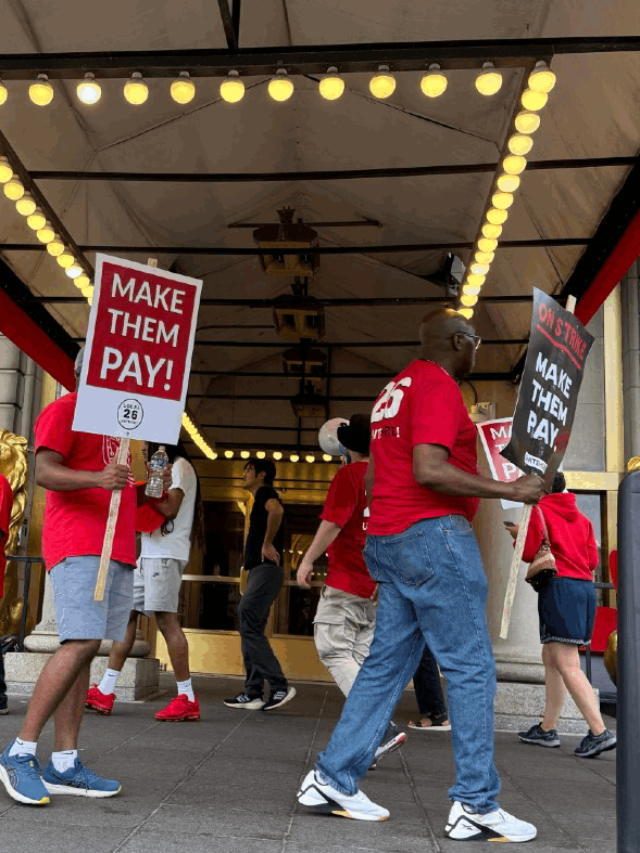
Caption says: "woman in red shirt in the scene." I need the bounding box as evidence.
[510,472,616,759]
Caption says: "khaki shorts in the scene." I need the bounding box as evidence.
[132,557,186,615]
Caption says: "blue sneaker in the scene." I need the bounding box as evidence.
[0,742,50,805]
[42,758,121,798]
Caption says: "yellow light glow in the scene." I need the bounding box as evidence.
[420,64,447,98]
[475,63,502,96]
[3,179,24,201]
[27,209,47,231]
[470,263,490,276]
[521,88,548,111]
[514,110,541,135]
[461,293,478,307]
[466,273,486,287]
[36,223,56,244]
[256,451,266,459]
[240,450,250,459]
[497,173,521,193]
[508,133,534,156]
[57,252,75,269]
[268,69,294,102]
[220,70,245,103]
[75,274,90,290]
[458,308,474,320]
[492,191,514,210]
[171,72,196,105]
[528,61,556,94]
[124,73,149,105]
[478,237,498,253]
[323,454,332,461]
[47,238,65,256]
[77,73,102,105]
[305,454,315,463]
[15,193,36,216]
[29,74,54,106]
[0,80,7,106]
[66,263,84,279]
[463,284,481,297]
[273,451,283,460]
[224,450,234,459]
[80,283,93,297]
[474,250,494,264]
[486,207,508,225]
[369,65,396,99]
[482,222,502,239]
[502,154,527,175]
[290,453,300,462]
[319,67,345,100]
[0,156,12,183]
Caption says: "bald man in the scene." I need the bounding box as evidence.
[298,310,544,842]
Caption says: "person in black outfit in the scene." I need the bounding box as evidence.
[224,458,296,712]
[408,643,451,731]
[0,640,7,715]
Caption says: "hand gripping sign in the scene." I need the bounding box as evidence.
[74,255,202,599]
[497,290,593,638]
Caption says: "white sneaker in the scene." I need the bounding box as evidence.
[445,801,537,842]
[297,770,390,821]
[370,731,407,769]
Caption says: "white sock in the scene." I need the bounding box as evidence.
[176,678,195,702]
[98,668,120,696]
[51,750,78,773]
[9,737,37,758]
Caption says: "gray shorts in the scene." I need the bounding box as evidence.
[133,557,186,615]
[50,556,134,643]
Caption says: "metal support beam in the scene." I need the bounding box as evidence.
[216,0,238,51]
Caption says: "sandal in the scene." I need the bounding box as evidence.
[408,712,451,731]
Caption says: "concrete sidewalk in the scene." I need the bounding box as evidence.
[0,674,616,853]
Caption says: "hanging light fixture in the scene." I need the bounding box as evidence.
[36,222,56,244]
[75,274,90,290]
[171,71,196,105]
[15,192,36,216]
[458,308,474,320]
[319,67,345,101]
[369,65,396,99]
[461,293,478,307]
[497,173,521,193]
[528,61,556,94]
[77,73,102,105]
[491,191,514,210]
[0,80,7,107]
[268,69,294,102]
[29,74,54,106]
[56,251,75,269]
[466,273,486,287]
[124,72,149,105]
[3,178,24,201]
[514,110,541,135]
[478,237,498,253]
[46,236,65,256]
[502,154,527,175]
[220,70,245,103]
[224,450,234,459]
[272,451,283,461]
[27,208,47,231]
[475,62,503,96]
[290,453,300,462]
[486,207,509,225]
[0,156,12,183]
[420,63,448,98]
[482,222,502,239]
[521,88,548,111]
[508,133,534,156]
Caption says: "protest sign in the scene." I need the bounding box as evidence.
[476,417,522,509]
[74,254,202,445]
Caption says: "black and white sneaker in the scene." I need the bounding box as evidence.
[370,732,407,769]
[574,728,617,758]
[223,692,265,710]
[297,770,389,821]
[0,697,8,716]
[262,686,296,711]
[445,801,537,842]
[518,724,561,748]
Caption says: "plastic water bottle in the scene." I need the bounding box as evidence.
[145,446,168,498]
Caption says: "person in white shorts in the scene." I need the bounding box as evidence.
[86,440,201,722]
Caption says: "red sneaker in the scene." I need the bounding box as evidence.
[86,684,116,716]
[155,695,200,722]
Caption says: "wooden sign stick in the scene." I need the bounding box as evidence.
[499,294,577,638]
[94,257,158,601]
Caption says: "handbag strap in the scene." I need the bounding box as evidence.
[535,505,551,542]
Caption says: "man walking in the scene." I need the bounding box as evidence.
[297,309,544,842]
[224,458,296,711]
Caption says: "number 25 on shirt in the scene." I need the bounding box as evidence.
[371,378,412,423]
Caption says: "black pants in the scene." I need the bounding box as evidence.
[0,644,6,702]
[413,642,447,717]
[238,563,287,696]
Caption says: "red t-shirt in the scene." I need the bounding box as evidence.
[0,474,13,598]
[368,360,479,536]
[320,461,376,599]
[34,392,137,571]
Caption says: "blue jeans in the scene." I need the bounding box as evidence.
[315,515,501,814]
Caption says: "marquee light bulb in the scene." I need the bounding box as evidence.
[319,67,345,100]
[491,191,514,210]
[466,273,486,287]
[474,250,494,264]
[502,154,527,175]
[81,284,93,298]
[470,262,490,276]
[528,61,556,94]
[66,263,84,279]
[0,80,7,107]
[272,451,283,460]
[482,222,502,239]
[478,237,498,253]
[224,450,234,459]
[15,192,36,216]
[29,74,54,106]
[268,69,294,102]
[171,72,196,105]
[514,110,541,135]
[46,237,65,256]
[27,208,47,231]
[57,251,75,269]
[369,65,396,99]
[220,70,245,103]
[508,133,534,156]
[463,284,481,297]
[475,62,502,96]
[290,453,300,462]
[322,454,332,461]
[486,207,508,225]
[77,73,102,105]
[3,179,24,201]
[458,307,474,320]
[240,450,250,459]
[75,274,90,290]
[497,173,521,193]
[420,64,448,98]
[124,72,149,105]
[36,222,56,244]
[305,454,315,463]
[0,156,12,183]
[256,451,266,459]
[461,293,478,307]
[521,88,548,111]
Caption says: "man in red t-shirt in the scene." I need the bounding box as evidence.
[299,310,544,841]
[0,473,14,716]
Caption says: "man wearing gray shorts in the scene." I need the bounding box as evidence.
[0,350,149,806]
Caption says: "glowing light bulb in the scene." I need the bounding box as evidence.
[466,273,486,287]
[256,451,266,459]
[224,450,234,459]
[220,70,245,103]
[16,192,36,216]
[81,284,94,299]
[461,293,478,307]
[475,62,502,96]
[0,156,12,183]
[497,173,521,193]
[66,263,84,279]
[57,251,75,269]
[47,237,65,256]
[29,74,54,106]
[36,222,55,244]
[0,80,6,106]
[514,110,540,135]
[508,133,533,156]
[171,72,196,105]
[268,69,294,102]
[319,67,345,100]
[77,73,102,105]
[458,308,474,320]
[420,64,447,98]
[502,154,527,175]
[478,237,498,253]
[491,191,514,210]
[528,61,556,94]
[474,251,494,264]
[482,223,502,239]
[3,179,24,201]
[470,263,490,276]
[27,208,47,231]
[240,450,250,459]
[521,88,548,111]
[290,453,300,462]
[486,207,508,225]
[272,451,283,461]
[463,284,481,297]
[323,454,332,462]
[369,65,396,99]
[124,72,149,105]
[305,454,315,463]
[75,274,90,290]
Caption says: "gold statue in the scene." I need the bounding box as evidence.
[604,630,617,687]
[0,429,30,636]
